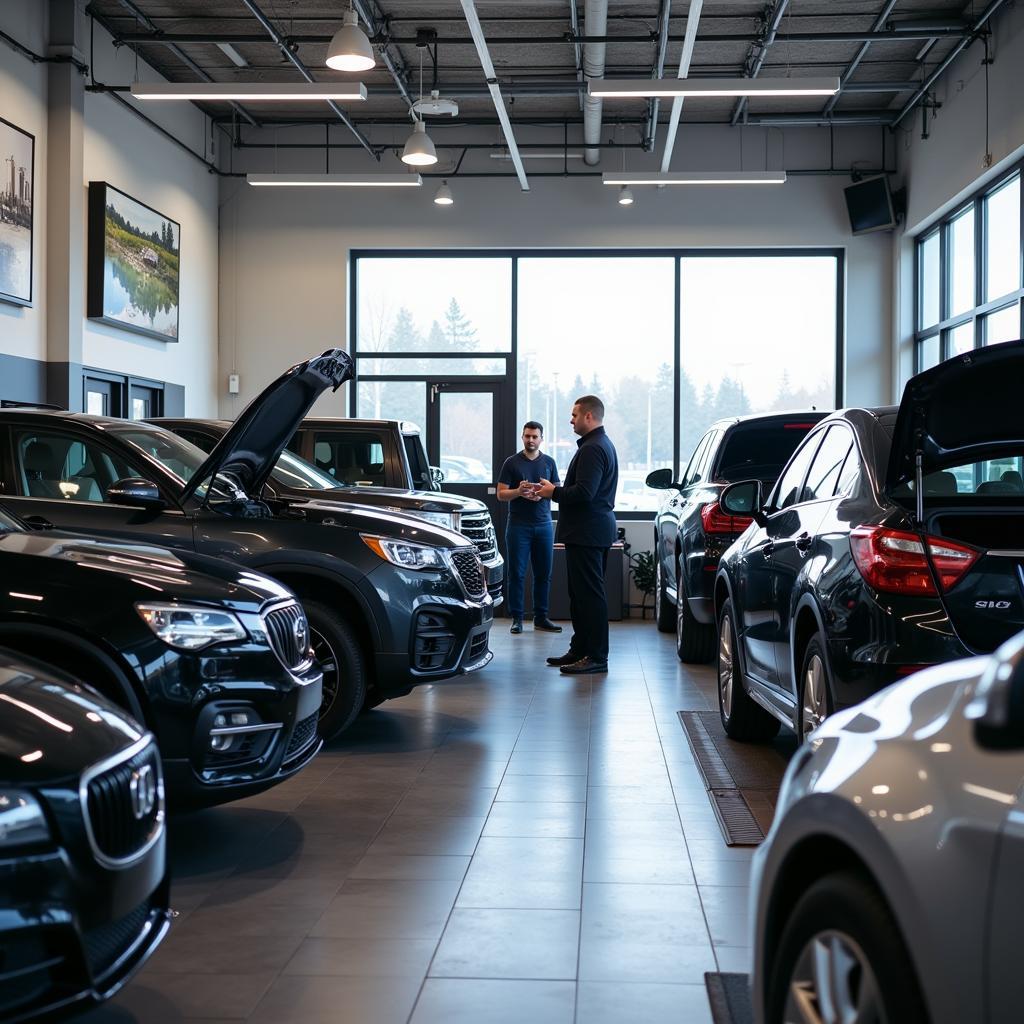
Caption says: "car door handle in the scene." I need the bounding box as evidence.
[22,515,53,531]
[795,532,813,552]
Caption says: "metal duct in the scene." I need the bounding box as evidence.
[582,0,608,165]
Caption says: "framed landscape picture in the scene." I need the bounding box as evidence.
[0,116,35,306]
[87,181,180,341]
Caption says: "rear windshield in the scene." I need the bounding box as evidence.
[892,457,1024,499]
[716,421,821,483]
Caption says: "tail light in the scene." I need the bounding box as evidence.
[850,526,979,596]
[701,501,753,535]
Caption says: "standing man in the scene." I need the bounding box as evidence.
[497,422,563,635]
[536,396,618,674]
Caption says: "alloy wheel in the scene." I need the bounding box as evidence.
[784,929,886,1024]
[802,653,828,738]
[718,615,734,719]
[310,627,339,716]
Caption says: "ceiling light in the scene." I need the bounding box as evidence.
[217,43,248,68]
[617,186,635,206]
[130,82,367,102]
[434,181,454,205]
[603,171,787,186]
[589,76,840,98]
[402,120,438,167]
[326,7,376,72]
[247,174,422,187]
[490,150,583,161]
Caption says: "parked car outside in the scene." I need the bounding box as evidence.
[0,350,493,739]
[751,629,1024,1024]
[149,417,504,604]
[714,340,1024,742]
[0,652,171,1021]
[0,503,322,805]
[647,411,826,661]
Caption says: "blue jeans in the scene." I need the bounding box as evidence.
[505,520,554,619]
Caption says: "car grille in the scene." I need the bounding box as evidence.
[451,549,487,599]
[83,898,152,981]
[460,510,498,561]
[83,740,164,868]
[468,632,489,663]
[263,601,312,671]
[284,711,319,764]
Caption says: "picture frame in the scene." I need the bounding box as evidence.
[87,181,180,342]
[0,116,35,307]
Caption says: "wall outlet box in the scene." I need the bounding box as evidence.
[228,373,240,394]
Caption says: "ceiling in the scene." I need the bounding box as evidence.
[85,1,994,141]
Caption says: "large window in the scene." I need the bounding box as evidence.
[916,169,1023,370]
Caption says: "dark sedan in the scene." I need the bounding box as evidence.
[647,412,825,662]
[0,652,170,1022]
[714,340,1024,741]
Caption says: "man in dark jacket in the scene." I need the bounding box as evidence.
[536,395,618,674]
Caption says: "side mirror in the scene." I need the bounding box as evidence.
[106,477,166,511]
[966,632,1024,750]
[645,468,677,490]
[720,479,768,527]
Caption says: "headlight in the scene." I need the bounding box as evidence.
[362,535,447,570]
[413,511,458,531]
[136,603,248,650]
[0,791,50,848]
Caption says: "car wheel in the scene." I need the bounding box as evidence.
[798,634,834,742]
[768,872,927,1024]
[676,561,716,663]
[717,599,780,741]
[304,601,368,740]
[655,556,675,632]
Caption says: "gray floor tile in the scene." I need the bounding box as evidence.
[365,814,487,856]
[483,800,587,838]
[248,975,423,1024]
[349,853,471,880]
[575,981,714,1024]
[410,979,576,1024]
[496,774,588,802]
[97,972,276,1020]
[282,937,437,977]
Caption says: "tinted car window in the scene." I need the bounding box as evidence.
[835,445,861,496]
[684,432,715,487]
[715,421,821,483]
[273,451,343,491]
[14,431,135,503]
[803,427,854,501]
[177,429,216,454]
[404,435,433,488]
[773,433,825,511]
[891,456,1024,499]
[313,433,388,486]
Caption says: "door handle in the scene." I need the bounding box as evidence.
[795,532,813,553]
[22,515,53,531]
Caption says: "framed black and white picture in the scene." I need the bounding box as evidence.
[0,116,35,306]
[87,181,180,342]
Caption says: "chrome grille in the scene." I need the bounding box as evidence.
[81,738,164,869]
[451,549,487,599]
[263,601,312,671]
[459,511,498,561]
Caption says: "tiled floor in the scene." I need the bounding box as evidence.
[82,620,756,1023]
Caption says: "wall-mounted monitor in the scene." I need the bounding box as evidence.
[844,175,897,235]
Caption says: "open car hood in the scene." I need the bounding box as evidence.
[181,349,353,502]
[885,339,1024,493]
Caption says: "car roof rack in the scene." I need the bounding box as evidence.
[0,400,67,410]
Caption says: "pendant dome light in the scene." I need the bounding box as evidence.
[326,6,375,72]
[433,180,454,205]
[402,48,438,167]
[618,186,634,206]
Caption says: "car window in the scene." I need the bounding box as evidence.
[177,429,216,454]
[404,434,432,488]
[803,427,854,502]
[692,431,719,486]
[772,432,825,511]
[891,455,1024,499]
[683,432,714,488]
[14,431,136,503]
[272,450,342,491]
[313,433,388,486]
[835,444,861,496]
[715,419,822,483]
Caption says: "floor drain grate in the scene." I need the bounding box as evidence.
[678,712,736,790]
[708,789,765,846]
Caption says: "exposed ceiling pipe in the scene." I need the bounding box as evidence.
[569,0,584,112]
[732,0,791,126]
[892,0,1008,128]
[350,0,413,107]
[645,0,674,152]
[582,0,609,166]
[458,0,529,190]
[660,0,704,173]
[239,0,377,159]
[822,0,899,116]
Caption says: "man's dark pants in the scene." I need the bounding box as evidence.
[565,544,610,662]
[505,520,554,619]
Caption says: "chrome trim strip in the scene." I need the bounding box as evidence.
[209,723,283,736]
[988,550,1024,557]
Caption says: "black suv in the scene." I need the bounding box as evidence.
[0,351,493,739]
[151,417,504,604]
[715,341,1024,742]
[647,412,825,662]
[0,652,170,1021]
[0,503,322,805]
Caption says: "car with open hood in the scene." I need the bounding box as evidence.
[0,350,494,739]
[713,339,1024,741]
[0,503,322,805]
[0,651,171,1021]
[147,416,504,604]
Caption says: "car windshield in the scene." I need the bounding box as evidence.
[0,506,22,532]
[272,450,343,491]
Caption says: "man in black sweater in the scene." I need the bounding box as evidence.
[536,395,618,674]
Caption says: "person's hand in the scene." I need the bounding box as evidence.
[535,478,556,500]
[517,480,534,497]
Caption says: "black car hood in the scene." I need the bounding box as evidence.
[0,654,145,783]
[182,349,354,503]
[289,499,473,549]
[296,485,486,514]
[885,339,1024,492]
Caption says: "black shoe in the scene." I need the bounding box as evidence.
[510,618,523,635]
[533,617,563,633]
[560,657,608,675]
[546,651,580,667]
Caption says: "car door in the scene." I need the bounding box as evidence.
[669,431,716,594]
[0,423,195,551]
[737,432,824,688]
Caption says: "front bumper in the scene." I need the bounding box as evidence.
[484,556,504,605]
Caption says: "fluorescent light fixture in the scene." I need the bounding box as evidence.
[131,82,367,102]
[489,150,584,161]
[326,7,376,72]
[247,174,422,187]
[589,76,840,98]
[217,43,249,68]
[603,171,787,186]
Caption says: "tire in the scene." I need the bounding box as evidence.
[717,599,780,742]
[676,560,716,663]
[767,871,928,1024]
[304,601,368,740]
[654,555,675,632]
[798,633,835,742]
